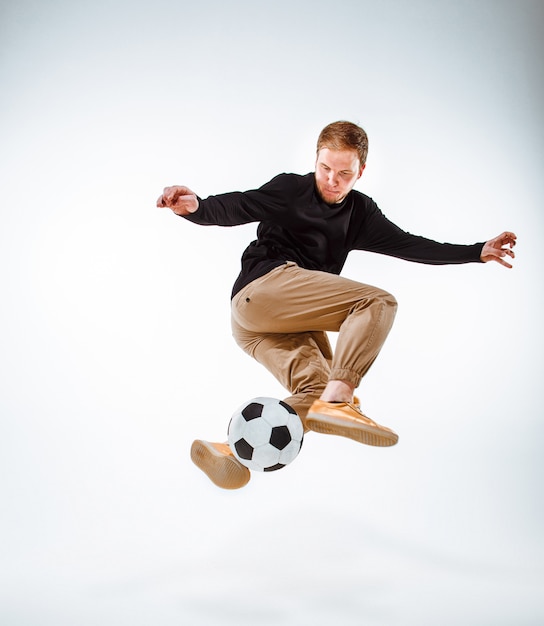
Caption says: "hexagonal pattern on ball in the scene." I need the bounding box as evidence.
[227,397,304,472]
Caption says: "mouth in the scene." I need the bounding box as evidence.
[319,189,343,205]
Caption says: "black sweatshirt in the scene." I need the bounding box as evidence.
[184,172,484,298]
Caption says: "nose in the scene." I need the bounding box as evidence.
[327,171,338,187]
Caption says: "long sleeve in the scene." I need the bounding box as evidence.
[353,198,484,265]
[183,174,303,227]
[177,172,485,298]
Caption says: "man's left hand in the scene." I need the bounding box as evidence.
[480,231,517,268]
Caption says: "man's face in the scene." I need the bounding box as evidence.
[315,147,364,204]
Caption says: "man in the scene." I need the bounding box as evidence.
[157,121,516,490]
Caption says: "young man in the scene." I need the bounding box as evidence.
[157,121,516,490]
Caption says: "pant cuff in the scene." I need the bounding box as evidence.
[329,368,361,388]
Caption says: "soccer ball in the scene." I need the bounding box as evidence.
[227,397,304,472]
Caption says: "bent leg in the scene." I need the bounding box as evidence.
[329,283,397,387]
[232,318,332,422]
[232,263,397,389]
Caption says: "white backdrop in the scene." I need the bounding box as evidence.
[1,1,543,624]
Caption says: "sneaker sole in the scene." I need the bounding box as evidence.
[190,440,250,490]
[305,412,398,447]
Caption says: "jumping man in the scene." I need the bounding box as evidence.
[157,121,516,490]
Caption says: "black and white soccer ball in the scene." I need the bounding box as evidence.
[227,397,304,472]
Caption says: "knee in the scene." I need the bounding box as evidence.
[363,287,397,313]
[382,290,398,312]
[361,289,397,328]
[380,290,398,323]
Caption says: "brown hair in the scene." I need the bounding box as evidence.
[316,121,369,166]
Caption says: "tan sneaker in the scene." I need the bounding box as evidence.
[190,440,250,489]
[306,400,398,447]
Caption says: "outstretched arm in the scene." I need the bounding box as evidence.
[480,231,517,268]
[157,185,199,216]
[156,173,299,226]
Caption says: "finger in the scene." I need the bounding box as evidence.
[163,186,180,203]
[171,193,191,207]
[156,195,166,207]
[499,247,515,259]
[164,185,189,201]
[504,231,517,246]
[494,251,514,268]
[500,248,515,260]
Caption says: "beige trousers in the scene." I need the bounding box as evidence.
[231,262,397,420]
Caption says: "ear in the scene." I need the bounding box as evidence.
[357,163,366,179]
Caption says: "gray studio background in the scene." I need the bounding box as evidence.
[1,0,543,624]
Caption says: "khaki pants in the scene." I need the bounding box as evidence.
[231,262,397,421]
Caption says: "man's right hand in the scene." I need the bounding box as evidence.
[156,185,199,216]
